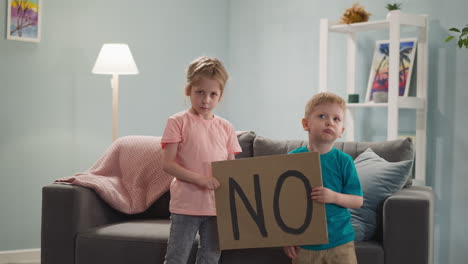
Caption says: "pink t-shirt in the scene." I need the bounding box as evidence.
[161,110,242,216]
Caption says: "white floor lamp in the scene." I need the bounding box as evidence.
[92,43,139,141]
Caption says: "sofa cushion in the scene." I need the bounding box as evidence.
[333,138,413,162]
[253,136,307,157]
[75,219,198,264]
[334,138,414,186]
[355,241,384,264]
[253,137,414,185]
[236,131,256,159]
[253,136,413,163]
[350,148,413,241]
[220,247,290,264]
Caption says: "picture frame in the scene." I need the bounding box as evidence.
[365,38,417,102]
[6,0,42,43]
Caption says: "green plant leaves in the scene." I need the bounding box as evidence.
[456,36,468,48]
[446,25,468,49]
[445,36,455,42]
[385,3,402,11]
[460,38,468,49]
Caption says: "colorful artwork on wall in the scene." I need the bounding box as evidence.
[366,38,417,102]
[6,0,42,42]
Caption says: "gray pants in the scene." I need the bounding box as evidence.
[163,214,221,264]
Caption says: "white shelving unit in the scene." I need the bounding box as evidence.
[319,11,428,185]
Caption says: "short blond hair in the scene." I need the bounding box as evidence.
[304,92,346,118]
[185,56,229,98]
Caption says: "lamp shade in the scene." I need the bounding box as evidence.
[92,44,139,75]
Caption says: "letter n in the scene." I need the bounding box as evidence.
[229,175,268,240]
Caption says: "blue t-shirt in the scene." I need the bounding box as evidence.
[289,146,362,250]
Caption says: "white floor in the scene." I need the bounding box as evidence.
[0,249,40,264]
[5,262,39,264]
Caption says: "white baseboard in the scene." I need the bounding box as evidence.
[0,249,40,264]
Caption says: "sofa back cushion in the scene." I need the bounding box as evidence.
[253,136,414,187]
[235,131,257,159]
[253,136,307,157]
[253,136,414,163]
[333,139,413,162]
[351,148,414,241]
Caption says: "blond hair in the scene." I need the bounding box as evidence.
[304,92,346,118]
[185,56,229,98]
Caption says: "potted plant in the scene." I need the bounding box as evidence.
[445,25,468,48]
[386,3,402,11]
[339,2,371,24]
[385,2,402,19]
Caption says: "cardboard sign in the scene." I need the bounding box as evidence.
[212,152,328,250]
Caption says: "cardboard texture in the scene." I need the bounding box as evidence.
[212,152,328,250]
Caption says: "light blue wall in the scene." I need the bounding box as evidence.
[0,0,229,251]
[227,1,468,264]
[1,1,467,264]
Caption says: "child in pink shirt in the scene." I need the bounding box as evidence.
[161,56,242,264]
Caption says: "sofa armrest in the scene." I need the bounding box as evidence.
[383,186,434,264]
[41,183,126,264]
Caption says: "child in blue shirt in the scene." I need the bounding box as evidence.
[283,92,363,264]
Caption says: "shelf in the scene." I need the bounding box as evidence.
[347,97,425,109]
[329,20,390,33]
[328,13,427,33]
[319,12,428,185]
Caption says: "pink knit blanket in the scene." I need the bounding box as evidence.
[55,136,173,214]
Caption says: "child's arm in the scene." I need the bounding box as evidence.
[311,186,363,208]
[162,143,220,190]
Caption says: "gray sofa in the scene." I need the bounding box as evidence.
[41,132,434,264]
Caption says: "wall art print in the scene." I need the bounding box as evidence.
[6,0,42,42]
[366,38,417,102]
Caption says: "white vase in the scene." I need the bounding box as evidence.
[386,10,401,20]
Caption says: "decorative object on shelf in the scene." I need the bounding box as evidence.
[366,38,417,102]
[6,0,42,43]
[92,44,139,141]
[339,2,371,24]
[348,94,360,103]
[372,91,388,103]
[445,25,468,49]
[385,2,402,11]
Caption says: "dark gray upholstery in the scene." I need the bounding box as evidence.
[76,220,198,264]
[252,136,414,162]
[235,131,256,159]
[219,247,290,264]
[253,136,414,186]
[333,138,414,162]
[41,133,433,264]
[252,136,307,157]
[41,183,126,264]
[383,186,434,264]
[355,241,384,264]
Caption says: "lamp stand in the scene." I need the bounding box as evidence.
[111,74,119,142]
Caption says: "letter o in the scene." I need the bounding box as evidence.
[273,170,313,234]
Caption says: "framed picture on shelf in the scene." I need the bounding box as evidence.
[6,0,42,43]
[365,38,417,102]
